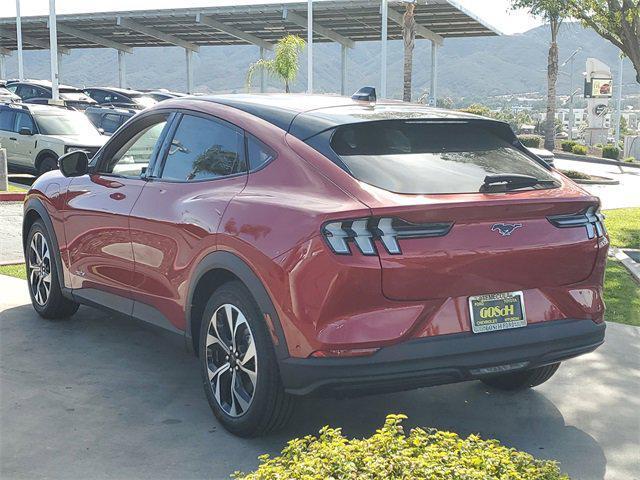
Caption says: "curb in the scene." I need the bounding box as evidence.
[611,247,640,284]
[0,192,26,202]
[571,176,619,186]
[554,151,640,169]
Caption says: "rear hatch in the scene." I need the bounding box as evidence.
[323,119,603,301]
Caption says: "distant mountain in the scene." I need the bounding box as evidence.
[3,22,638,103]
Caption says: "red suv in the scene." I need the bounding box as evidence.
[23,91,608,437]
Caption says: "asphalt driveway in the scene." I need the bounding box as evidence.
[0,274,638,480]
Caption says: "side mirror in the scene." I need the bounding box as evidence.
[59,150,89,177]
[97,127,105,135]
[19,127,33,136]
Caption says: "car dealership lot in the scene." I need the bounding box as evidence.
[0,274,638,480]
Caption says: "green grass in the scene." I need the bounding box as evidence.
[603,208,640,249]
[6,183,27,193]
[604,259,640,326]
[0,263,26,280]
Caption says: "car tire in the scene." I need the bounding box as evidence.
[37,155,58,176]
[480,363,560,391]
[26,220,80,319]
[199,280,294,437]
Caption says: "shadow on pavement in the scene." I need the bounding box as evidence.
[0,302,619,480]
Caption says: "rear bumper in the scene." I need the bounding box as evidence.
[279,319,605,396]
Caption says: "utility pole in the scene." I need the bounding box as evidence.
[48,0,59,101]
[561,47,582,141]
[614,55,624,144]
[16,0,24,80]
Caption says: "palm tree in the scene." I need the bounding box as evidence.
[511,1,568,151]
[402,2,417,102]
[247,35,306,93]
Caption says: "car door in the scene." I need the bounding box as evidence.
[128,112,248,331]
[63,111,172,315]
[12,110,38,167]
[0,107,17,164]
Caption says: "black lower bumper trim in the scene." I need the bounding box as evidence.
[279,319,605,396]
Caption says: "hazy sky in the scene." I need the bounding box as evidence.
[3,0,542,35]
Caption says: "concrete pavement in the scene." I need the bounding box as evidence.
[555,158,640,210]
[1,274,638,480]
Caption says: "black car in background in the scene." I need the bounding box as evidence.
[83,87,157,109]
[84,105,137,135]
[6,80,96,110]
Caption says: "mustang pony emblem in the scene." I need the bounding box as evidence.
[491,223,523,236]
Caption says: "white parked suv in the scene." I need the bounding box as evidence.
[0,103,106,175]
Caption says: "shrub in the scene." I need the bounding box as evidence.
[561,169,591,180]
[602,144,620,160]
[561,140,578,152]
[572,144,588,155]
[233,414,569,480]
[624,156,637,163]
[518,135,542,148]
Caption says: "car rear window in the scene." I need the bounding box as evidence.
[328,121,557,194]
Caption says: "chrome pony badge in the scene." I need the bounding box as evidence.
[491,223,523,236]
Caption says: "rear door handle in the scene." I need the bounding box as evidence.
[9,137,17,141]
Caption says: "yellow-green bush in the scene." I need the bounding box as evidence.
[234,414,569,480]
[571,144,588,155]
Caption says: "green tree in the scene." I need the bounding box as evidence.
[566,0,640,83]
[511,0,569,151]
[247,35,306,93]
[402,2,417,102]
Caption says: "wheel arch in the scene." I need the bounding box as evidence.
[186,251,289,360]
[23,197,65,289]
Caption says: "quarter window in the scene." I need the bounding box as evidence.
[160,115,245,182]
[246,135,276,170]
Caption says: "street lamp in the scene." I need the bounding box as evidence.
[561,47,582,141]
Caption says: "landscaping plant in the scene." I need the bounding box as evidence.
[561,140,578,152]
[571,144,588,155]
[518,135,542,148]
[246,35,306,93]
[601,144,620,160]
[233,414,569,480]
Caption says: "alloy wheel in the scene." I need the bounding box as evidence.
[28,232,52,306]
[205,303,258,417]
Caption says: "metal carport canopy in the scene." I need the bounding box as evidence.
[0,0,499,97]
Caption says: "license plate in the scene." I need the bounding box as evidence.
[469,291,527,334]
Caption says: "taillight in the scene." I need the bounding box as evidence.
[547,206,607,239]
[322,217,453,256]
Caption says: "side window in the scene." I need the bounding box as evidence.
[246,135,276,170]
[160,114,245,182]
[14,112,36,133]
[101,118,168,178]
[101,114,123,134]
[0,109,15,131]
[16,85,35,100]
[86,90,107,103]
[5,84,17,93]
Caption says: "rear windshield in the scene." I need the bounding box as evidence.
[329,121,557,194]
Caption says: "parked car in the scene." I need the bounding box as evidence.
[23,90,608,437]
[527,147,555,168]
[84,105,137,135]
[83,87,157,109]
[0,103,106,175]
[139,89,186,102]
[0,86,20,103]
[6,80,96,110]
